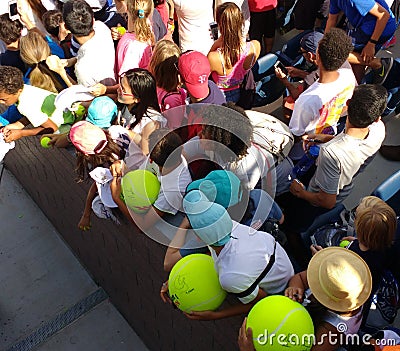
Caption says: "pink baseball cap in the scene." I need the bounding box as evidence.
[178,51,210,99]
[69,121,108,155]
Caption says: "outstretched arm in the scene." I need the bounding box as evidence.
[164,216,191,271]
[360,3,391,64]
[184,288,267,321]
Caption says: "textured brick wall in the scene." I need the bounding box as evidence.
[5,137,243,351]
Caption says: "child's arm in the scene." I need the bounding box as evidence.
[284,270,308,303]
[140,121,158,155]
[3,116,57,141]
[3,118,58,142]
[3,118,27,131]
[110,176,135,225]
[185,288,267,321]
[46,56,76,87]
[110,171,166,231]
[78,182,97,231]
[164,216,191,271]
[129,205,165,231]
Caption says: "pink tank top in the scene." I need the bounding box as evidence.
[211,42,255,91]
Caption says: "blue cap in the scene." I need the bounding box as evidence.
[300,31,324,54]
[186,170,242,208]
[183,190,232,246]
[86,96,117,129]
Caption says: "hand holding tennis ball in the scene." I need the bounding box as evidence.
[117,26,126,35]
[40,136,51,148]
[339,240,351,248]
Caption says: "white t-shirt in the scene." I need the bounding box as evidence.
[211,221,294,304]
[75,21,116,87]
[153,156,192,214]
[290,68,356,136]
[173,0,214,55]
[17,85,64,127]
[323,308,363,336]
[131,109,167,135]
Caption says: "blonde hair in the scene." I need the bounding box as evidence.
[148,39,181,92]
[127,0,155,45]
[216,2,244,69]
[19,31,63,93]
[355,196,397,251]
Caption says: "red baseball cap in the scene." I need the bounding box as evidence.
[178,51,210,99]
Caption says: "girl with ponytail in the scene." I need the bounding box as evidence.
[116,0,156,76]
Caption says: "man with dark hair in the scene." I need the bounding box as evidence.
[62,0,115,87]
[279,84,387,239]
[288,28,357,160]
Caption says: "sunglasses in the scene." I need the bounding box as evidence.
[118,74,135,98]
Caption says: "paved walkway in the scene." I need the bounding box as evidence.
[0,166,149,351]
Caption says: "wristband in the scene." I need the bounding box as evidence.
[369,38,379,44]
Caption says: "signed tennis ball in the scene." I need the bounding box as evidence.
[247,295,314,351]
[168,254,226,312]
[121,170,160,213]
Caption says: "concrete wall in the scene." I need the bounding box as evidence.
[5,137,242,351]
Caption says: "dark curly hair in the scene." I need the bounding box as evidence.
[317,28,353,71]
[0,13,23,45]
[42,10,63,38]
[201,102,253,163]
[0,66,24,94]
[63,0,94,37]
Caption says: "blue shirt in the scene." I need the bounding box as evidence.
[330,0,397,38]
[0,105,24,126]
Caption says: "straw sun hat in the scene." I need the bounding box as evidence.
[307,247,372,313]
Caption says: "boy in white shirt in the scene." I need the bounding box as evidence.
[62,0,116,88]
[179,189,294,320]
[0,66,61,142]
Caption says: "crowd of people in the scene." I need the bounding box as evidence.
[0,0,399,350]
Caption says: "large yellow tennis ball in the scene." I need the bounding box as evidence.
[169,254,227,312]
[247,295,314,351]
[121,170,160,213]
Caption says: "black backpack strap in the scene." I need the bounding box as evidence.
[231,240,277,298]
[161,91,182,111]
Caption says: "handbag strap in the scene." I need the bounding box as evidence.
[160,91,182,111]
[231,240,277,298]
